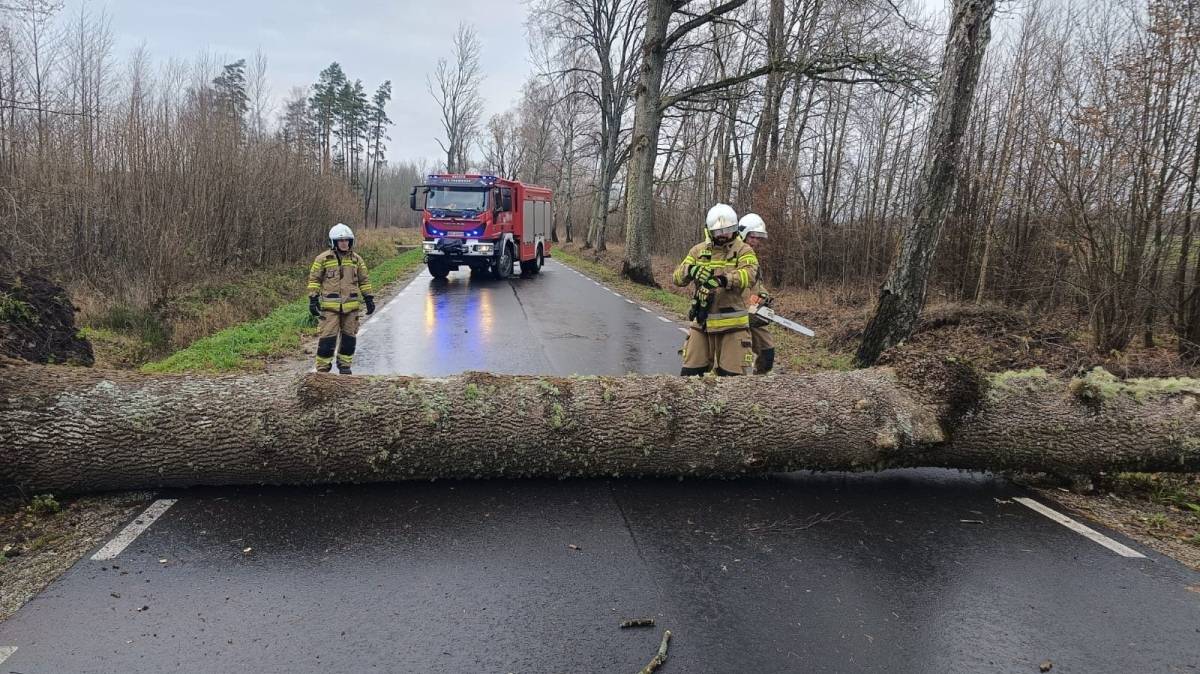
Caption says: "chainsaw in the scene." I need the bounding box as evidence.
[748,292,815,337]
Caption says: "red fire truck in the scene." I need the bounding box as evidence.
[410,174,553,280]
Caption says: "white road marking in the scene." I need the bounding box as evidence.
[1014,497,1145,558]
[0,647,16,665]
[91,499,178,561]
[562,261,686,334]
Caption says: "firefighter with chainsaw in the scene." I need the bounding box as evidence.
[739,213,775,374]
[672,204,759,376]
[308,223,375,374]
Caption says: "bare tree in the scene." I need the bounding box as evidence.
[481,109,524,178]
[247,48,270,144]
[856,0,997,366]
[530,0,644,252]
[428,22,484,172]
[622,0,930,286]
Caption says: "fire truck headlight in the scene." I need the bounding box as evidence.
[475,244,494,254]
[422,242,436,251]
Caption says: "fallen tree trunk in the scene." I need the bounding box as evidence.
[1,360,1197,491]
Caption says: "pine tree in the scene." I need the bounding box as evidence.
[280,88,314,160]
[364,81,393,226]
[336,79,368,185]
[212,59,249,134]
[310,63,346,174]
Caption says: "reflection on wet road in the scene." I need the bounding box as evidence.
[354,260,685,376]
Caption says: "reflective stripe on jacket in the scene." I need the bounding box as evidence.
[307,250,372,313]
[671,238,758,333]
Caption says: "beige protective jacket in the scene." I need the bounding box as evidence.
[671,238,759,332]
[307,250,372,313]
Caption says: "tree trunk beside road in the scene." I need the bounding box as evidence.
[856,0,998,366]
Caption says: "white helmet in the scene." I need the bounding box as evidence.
[328,223,355,249]
[739,213,768,240]
[705,203,739,239]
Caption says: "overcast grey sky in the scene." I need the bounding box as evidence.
[68,0,535,164]
[66,0,953,166]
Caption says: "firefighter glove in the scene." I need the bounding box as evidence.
[365,295,376,315]
[309,296,320,317]
[691,265,713,285]
[703,276,721,290]
[715,274,728,288]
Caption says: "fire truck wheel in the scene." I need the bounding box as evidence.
[427,260,450,280]
[520,245,545,276]
[493,244,514,280]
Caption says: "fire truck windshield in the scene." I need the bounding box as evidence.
[425,187,488,212]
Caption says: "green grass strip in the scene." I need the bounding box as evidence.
[142,249,424,373]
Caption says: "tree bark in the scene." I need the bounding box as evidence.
[746,0,786,194]
[856,0,997,367]
[621,0,671,287]
[2,360,1197,492]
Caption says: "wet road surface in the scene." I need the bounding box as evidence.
[354,261,686,376]
[1,262,1198,673]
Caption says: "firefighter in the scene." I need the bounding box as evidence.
[738,213,775,374]
[307,223,375,374]
[672,203,759,376]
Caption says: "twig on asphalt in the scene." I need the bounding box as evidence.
[744,511,854,534]
[621,618,656,628]
[637,629,672,674]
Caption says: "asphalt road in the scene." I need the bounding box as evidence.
[1,261,1198,673]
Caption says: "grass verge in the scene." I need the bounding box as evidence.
[552,247,852,373]
[142,248,424,373]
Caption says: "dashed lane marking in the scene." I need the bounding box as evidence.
[91,499,178,561]
[560,261,688,335]
[0,647,16,665]
[1014,497,1145,558]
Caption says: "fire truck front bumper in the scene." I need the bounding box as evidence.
[423,239,496,257]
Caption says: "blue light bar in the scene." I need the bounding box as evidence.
[425,174,499,187]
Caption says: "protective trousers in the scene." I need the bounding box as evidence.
[749,322,776,374]
[680,327,754,376]
[315,310,360,373]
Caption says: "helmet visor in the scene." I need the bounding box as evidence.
[709,223,738,239]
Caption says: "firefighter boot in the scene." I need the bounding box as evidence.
[315,336,337,373]
[337,334,356,374]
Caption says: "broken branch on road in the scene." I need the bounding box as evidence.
[637,630,672,674]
